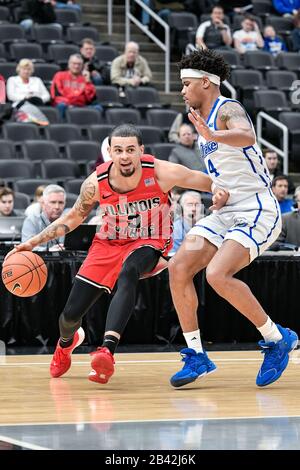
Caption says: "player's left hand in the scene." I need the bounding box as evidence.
[210,187,229,211]
[188,107,214,141]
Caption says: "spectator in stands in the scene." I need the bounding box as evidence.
[263,25,287,56]
[6,59,50,108]
[19,0,62,33]
[169,123,206,172]
[51,53,102,120]
[54,0,81,11]
[264,149,295,194]
[24,185,46,218]
[275,185,300,248]
[22,184,66,251]
[0,187,18,217]
[110,41,152,93]
[272,175,294,214]
[291,11,300,51]
[169,190,203,255]
[168,111,193,143]
[80,38,104,86]
[195,5,232,50]
[0,74,6,104]
[233,15,264,54]
[273,0,300,16]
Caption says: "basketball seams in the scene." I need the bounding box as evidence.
[17,252,37,269]
[33,253,48,276]
[3,264,45,284]
[18,270,34,296]
[33,253,43,291]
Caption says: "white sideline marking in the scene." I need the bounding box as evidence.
[0,414,300,428]
[0,357,263,367]
[0,434,49,450]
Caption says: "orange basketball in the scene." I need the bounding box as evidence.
[1,251,48,297]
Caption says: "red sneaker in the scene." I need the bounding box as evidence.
[88,347,115,384]
[50,327,85,378]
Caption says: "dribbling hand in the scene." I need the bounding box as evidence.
[4,241,35,261]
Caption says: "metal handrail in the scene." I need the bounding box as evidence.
[125,0,170,93]
[222,80,237,100]
[256,111,289,174]
[107,0,113,36]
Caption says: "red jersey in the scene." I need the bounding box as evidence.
[96,155,172,248]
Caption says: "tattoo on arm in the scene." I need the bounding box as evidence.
[219,101,251,128]
[74,180,97,218]
[36,224,70,245]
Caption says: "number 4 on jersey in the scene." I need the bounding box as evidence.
[207,158,220,177]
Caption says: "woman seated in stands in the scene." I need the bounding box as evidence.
[6,59,50,108]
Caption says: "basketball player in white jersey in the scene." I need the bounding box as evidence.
[169,49,298,388]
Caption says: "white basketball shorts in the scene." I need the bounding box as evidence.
[189,189,282,262]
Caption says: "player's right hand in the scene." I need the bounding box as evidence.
[4,241,34,261]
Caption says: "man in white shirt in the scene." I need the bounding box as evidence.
[233,15,264,54]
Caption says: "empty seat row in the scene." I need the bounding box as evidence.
[0,8,82,28]
[11,178,85,200]
[0,43,118,66]
[0,139,100,164]
[0,24,99,45]
[0,159,82,181]
[0,109,179,140]
[217,51,300,74]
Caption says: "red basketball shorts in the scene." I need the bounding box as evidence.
[76,237,171,293]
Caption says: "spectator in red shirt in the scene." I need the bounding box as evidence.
[51,53,103,119]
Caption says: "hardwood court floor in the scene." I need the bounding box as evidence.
[1,351,300,425]
[0,351,300,450]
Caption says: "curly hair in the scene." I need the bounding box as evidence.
[178,49,231,83]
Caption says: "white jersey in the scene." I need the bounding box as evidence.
[192,95,281,260]
[198,95,272,209]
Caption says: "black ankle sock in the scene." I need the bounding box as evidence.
[102,335,119,355]
[59,336,73,348]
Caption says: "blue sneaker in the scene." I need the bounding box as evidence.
[256,324,298,387]
[170,348,217,388]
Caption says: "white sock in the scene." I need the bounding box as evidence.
[183,329,203,353]
[257,317,282,343]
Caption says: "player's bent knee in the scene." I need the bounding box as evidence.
[206,266,226,290]
[119,263,139,283]
[168,257,191,282]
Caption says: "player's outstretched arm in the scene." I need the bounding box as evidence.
[188,104,255,147]
[154,159,229,210]
[5,172,99,259]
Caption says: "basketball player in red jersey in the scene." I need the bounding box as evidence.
[7,124,228,384]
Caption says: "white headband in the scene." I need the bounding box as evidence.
[180,68,220,86]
